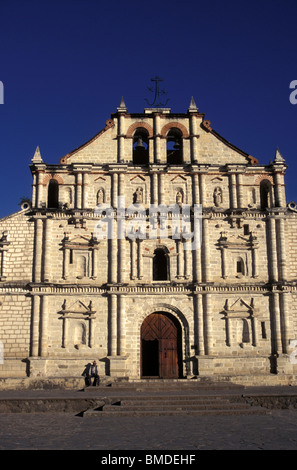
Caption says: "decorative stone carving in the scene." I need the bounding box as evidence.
[61,233,99,280]
[213,186,223,207]
[221,298,259,348]
[59,299,96,349]
[218,231,259,279]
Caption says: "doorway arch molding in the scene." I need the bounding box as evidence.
[138,303,191,377]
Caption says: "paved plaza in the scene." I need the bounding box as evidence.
[0,408,297,451]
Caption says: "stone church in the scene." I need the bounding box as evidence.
[1,95,297,387]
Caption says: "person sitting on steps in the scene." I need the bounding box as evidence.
[88,360,99,386]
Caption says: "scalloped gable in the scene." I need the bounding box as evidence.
[59,118,116,164]
[58,111,258,166]
[199,120,258,165]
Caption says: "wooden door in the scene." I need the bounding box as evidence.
[141,313,180,378]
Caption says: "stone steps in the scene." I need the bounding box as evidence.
[83,392,268,417]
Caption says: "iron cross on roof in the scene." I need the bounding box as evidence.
[145,76,169,108]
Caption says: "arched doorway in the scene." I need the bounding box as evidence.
[141,312,182,378]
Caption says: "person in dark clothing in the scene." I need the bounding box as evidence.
[88,360,99,386]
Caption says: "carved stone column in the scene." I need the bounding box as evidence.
[199,173,206,206]
[176,239,184,278]
[76,172,82,209]
[118,294,125,355]
[82,172,88,209]
[268,216,278,282]
[272,291,282,354]
[63,247,70,280]
[280,291,290,354]
[130,239,137,280]
[236,173,244,208]
[138,239,143,279]
[112,172,118,209]
[194,293,205,355]
[118,114,125,162]
[109,294,117,356]
[229,172,237,209]
[154,113,161,163]
[43,218,52,283]
[189,113,199,163]
[159,173,164,205]
[184,239,191,279]
[277,217,287,282]
[202,218,210,282]
[118,174,125,283]
[204,293,213,355]
[151,172,158,205]
[192,173,199,205]
[31,295,40,357]
[274,171,285,207]
[40,295,49,357]
[37,171,44,207]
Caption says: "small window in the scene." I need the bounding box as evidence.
[236,257,245,276]
[153,248,168,281]
[261,322,267,339]
[243,224,249,235]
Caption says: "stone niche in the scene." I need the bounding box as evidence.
[61,233,99,280]
[58,299,96,350]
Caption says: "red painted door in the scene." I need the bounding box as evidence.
[141,313,180,378]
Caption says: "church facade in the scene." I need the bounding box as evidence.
[1,97,297,386]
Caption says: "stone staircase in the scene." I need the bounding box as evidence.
[82,379,269,417]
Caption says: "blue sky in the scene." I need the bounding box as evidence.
[0,0,296,217]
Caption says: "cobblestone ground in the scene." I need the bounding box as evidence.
[0,409,297,450]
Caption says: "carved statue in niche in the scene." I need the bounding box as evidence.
[213,187,223,207]
[134,187,143,204]
[97,188,105,205]
[176,190,183,205]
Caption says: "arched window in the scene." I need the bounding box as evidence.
[260,180,272,209]
[153,248,168,281]
[133,128,149,164]
[167,128,183,164]
[47,179,59,208]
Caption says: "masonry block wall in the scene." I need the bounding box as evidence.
[0,98,297,384]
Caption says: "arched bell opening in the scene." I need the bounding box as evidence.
[167,128,183,164]
[47,179,59,209]
[133,128,149,164]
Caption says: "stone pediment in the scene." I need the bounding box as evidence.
[60,299,96,318]
[62,234,99,248]
[170,174,187,182]
[218,232,258,249]
[222,298,256,318]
